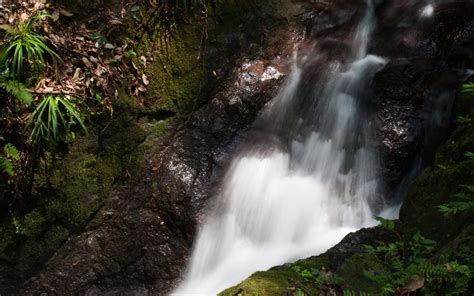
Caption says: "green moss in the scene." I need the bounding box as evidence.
[151,119,172,138]
[284,255,330,272]
[338,254,385,294]
[22,210,47,238]
[218,256,330,295]
[122,141,149,180]
[103,124,147,156]
[0,135,124,274]
[0,224,15,260]
[40,139,123,230]
[142,27,206,115]
[140,0,289,117]
[19,225,69,266]
[219,270,294,296]
[114,89,142,113]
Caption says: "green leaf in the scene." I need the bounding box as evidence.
[456,116,472,124]
[461,82,474,94]
[0,155,14,176]
[4,143,20,161]
[26,95,87,148]
[0,13,58,78]
[104,43,115,49]
[436,164,447,170]
[374,216,395,231]
[437,202,474,216]
[461,185,474,192]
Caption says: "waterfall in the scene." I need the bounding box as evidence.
[174,3,390,295]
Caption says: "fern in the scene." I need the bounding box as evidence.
[0,155,14,176]
[437,184,474,216]
[359,232,472,295]
[0,143,19,176]
[437,202,474,215]
[0,79,32,104]
[4,143,20,160]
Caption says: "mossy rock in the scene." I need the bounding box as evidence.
[400,122,474,244]
[0,224,15,261]
[337,254,385,294]
[17,226,69,271]
[219,270,295,296]
[219,256,330,295]
[0,135,124,278]
[141,25,209,115]
[22,210,47,238]
[140,0,289,116]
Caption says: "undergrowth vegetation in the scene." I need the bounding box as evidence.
[0,2,220,277]
[292,216,473,296]
[27,95,86,149]
[0,0,210,187]
[360,223,472,295]
[0,13,59,79]
[0,11,74,180]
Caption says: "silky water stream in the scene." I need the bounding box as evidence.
[175,2,394,295]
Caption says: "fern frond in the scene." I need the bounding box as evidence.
[3,143,20,160]
[0,79,32,104]
[437,202,474,216]
[0,155,14,176]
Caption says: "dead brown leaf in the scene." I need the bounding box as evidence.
[395,276,425,296]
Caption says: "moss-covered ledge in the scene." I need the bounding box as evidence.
[219,257,330,296]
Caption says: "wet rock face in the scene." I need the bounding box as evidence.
[295,0,473,202]
[370,0,474,201]
[159,65,287,221]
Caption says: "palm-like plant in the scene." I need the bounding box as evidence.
[0,13,59,79]
[26,96,87,148]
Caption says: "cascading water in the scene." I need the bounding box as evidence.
[175,2,391,295]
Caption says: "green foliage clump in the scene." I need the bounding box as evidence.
[437,184,474,216]
[26,95,86,148]
[461,82,474,95]
[291,265,342,289]
[0,143,20,176]
[437,153,474,216]
[0,13,59,79]
[0,76,32,104]
[358,230,472,295]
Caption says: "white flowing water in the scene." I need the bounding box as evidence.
[421,3,435,18]
[175,2,391,295]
